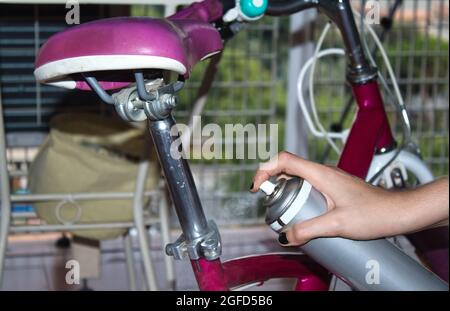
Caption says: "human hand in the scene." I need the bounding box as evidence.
[250,151,449,246]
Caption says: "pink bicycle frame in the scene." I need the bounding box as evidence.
[191,255,330,291]
[338,81,395,178]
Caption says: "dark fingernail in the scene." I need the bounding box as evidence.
[278,232,289,245]
[249,182,254,191]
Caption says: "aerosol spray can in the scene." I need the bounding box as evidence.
[259,177,448,291]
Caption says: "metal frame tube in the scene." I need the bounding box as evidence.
[148,116,209,241]
[123,232,137,291]
[9,219,159,233]
[158,184,176,289]
[132,161,158,291]
[338,81,395,178]
[268,0,377,83]
[0,84,11,285]
[148,114,228,290]
[10,191,159,202]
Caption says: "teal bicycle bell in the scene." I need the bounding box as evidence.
[240,0,268,19]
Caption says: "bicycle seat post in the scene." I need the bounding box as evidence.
[148,114,222,259]
[110,76,223,264]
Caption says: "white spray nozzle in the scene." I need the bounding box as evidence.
[259,180,276,196]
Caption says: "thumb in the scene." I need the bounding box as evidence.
[281,211,341,246]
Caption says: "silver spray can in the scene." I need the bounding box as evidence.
[260,177,448,291]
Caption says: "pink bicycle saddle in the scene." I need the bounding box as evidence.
[34,17,223,90]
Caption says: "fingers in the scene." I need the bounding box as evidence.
[250,151,339,194]
[276,174,292,181]
[279,211,342,246]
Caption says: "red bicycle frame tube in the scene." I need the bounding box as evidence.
[192,254,330,291]
[338,80,395,178]
[223,254,330,290]
[191,259,229,290]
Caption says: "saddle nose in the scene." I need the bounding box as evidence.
[34,16,223,90]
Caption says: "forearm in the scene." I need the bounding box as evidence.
[399,177,449,233]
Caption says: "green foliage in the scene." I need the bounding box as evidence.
[131,5,164,18]
[377,24,449,96]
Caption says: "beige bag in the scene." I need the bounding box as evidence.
[28,113,159,240]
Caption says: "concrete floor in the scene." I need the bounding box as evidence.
[1,226,297,291]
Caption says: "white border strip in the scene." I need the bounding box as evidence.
[34,54,187,83]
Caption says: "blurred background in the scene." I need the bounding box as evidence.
[0,0,448,290]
